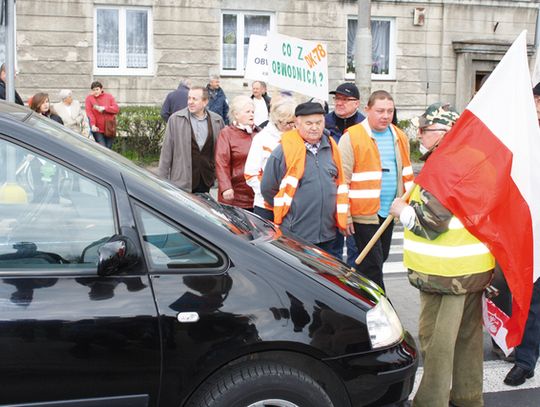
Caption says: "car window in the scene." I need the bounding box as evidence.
[135,205,222,270]
[0,139,116,269]
[21,110,274,239]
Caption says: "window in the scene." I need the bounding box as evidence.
[347,17,396,80]
[0,140,116,269]
[94,6,153,75]
[221,11,274,75]
[135,206,222,270]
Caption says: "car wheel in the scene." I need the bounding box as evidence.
[186,361,334,407]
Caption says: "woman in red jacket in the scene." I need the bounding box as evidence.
[215,95,259,210]
[85,81,119,149]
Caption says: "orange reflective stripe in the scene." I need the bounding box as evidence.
[347,123,414,215]
[273,130,306,225]
[273,130,348,229]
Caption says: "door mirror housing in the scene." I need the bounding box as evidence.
[97,235,139,276]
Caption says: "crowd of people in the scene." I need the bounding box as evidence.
[0,64,119,149]
[2,60,539,406]
[157,77,540,407]
[158,79,412,293]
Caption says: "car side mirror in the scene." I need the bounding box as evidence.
[97,235,139,277]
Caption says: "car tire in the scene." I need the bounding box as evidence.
[186,360,334,407]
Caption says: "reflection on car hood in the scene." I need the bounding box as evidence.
[259,234,384,311]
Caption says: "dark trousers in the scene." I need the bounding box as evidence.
[329,232,359,266]
[254,206,274,221]
[352,216,394,290]
[192,181,210,193]
[93,132,114,149]
[515,278,540,371]
[315,239,337,255]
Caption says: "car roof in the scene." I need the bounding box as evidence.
[0,99,34,121]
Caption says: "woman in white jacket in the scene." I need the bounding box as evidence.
[53,89,90,138]
[244,96,297,220]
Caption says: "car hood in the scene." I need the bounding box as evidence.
[256,233,385,312]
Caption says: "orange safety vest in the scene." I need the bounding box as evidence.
[347,122,414,216]
[273,130,349,229]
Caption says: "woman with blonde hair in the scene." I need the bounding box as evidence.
[244,96,297,220]
[215,95,259,210]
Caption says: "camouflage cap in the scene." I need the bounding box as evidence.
[411,102,460,129]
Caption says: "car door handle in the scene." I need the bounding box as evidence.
[177,312,200,323]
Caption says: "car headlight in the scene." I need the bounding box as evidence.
[366,295,403,349]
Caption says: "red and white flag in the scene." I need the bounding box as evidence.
[416,31,540,349]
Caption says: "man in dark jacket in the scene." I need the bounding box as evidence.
[325,83,365,264]
[206,75,229,125]
[161,79,191,122]
[0,63,24,105]
[261,102,348,251]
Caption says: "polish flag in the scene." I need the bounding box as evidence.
[415,31,540,349]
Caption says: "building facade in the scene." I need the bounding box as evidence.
[6,0,540,117]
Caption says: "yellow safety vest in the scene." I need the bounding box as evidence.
[403,185,495,276]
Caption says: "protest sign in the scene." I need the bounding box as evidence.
[267,32,329,100]
[244,34,269,81]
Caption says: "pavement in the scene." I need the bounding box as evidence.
[382,224,540,406]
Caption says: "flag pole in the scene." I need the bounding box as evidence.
[346,184,414,277]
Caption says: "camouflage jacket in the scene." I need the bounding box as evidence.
[407,187,493,295]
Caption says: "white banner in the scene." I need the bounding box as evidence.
[244,34,269,82]
[267,32,329,101]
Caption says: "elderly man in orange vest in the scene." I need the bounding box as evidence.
[261,102,349,253]
[338,90,414,290]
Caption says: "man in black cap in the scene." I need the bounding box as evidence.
[326,83,365,264]
[261,102,349,251]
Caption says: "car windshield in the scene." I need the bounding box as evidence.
[22,112,274,239]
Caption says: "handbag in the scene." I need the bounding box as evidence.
[104,116,117,138]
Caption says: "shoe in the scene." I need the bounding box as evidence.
[504,365,534,386]
[492,346,516,362]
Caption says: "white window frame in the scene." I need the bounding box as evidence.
[346,17,396,81]
[93,5,154,76]
[220,10,275,76]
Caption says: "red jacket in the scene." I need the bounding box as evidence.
[215,125,258,208]
[85,91,119,133]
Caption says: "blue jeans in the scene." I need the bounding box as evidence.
[329,232,359,266]
[515,278,540,371]
[93,132,114,149]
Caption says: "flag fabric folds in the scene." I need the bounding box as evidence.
[415,31,540,348]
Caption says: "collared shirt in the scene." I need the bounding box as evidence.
[304,141,321,155]
[189,111,209,149]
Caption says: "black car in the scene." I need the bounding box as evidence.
[0,101,417,407]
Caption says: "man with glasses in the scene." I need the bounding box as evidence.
[390,102,493,407]
[339,90,414,290]
[326,83,365,263]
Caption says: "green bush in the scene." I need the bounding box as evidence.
[396,118,422,163]
[112,106,165,165]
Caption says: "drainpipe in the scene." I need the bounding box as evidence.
[355,0,372,107]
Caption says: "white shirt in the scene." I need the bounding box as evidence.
[253,97,269,127]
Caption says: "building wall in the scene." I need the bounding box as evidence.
[13,0,539,118]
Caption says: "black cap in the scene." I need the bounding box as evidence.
[295,102,325,117]
[329,83,360,99]
[533,83,540,96]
